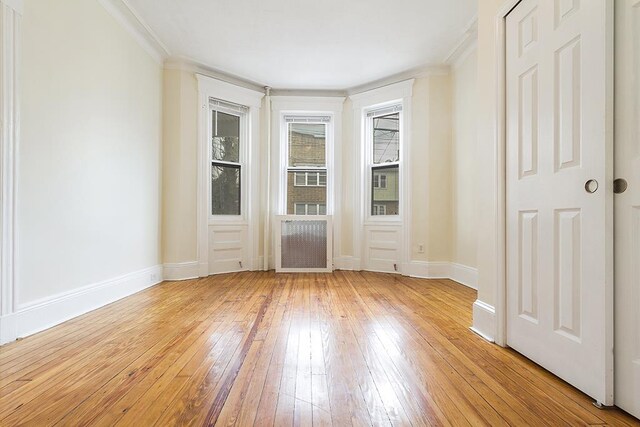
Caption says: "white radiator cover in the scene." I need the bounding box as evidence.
[275,215,333,273]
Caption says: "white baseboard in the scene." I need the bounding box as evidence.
[252,257,264,271]
[450,263,478,290]
[0,265,163,345]
[163,261,199,281]
[333,256,357,270]
[471,299,496,342]
[404,261,451,279]
[405,261,478,290]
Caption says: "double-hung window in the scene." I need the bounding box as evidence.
[285,116,329,215]
[211,99,247,216]
[368,106,401,216]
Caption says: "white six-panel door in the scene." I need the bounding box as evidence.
[615,0,640,418]
[506,0,614,405]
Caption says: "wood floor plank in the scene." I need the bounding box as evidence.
[0,271,637,427]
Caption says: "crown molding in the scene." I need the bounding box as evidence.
[97,0,169,64]
[443,16,478,66]
[346,65,448,96]
[0,0,23,14]
[164,56,266,94]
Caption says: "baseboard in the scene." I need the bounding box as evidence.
[252,257,264,271]
[0,265,163,345]
[450,263,478,289]
[333,256,357,270]
[163,261,199,281]
[404,261,451,279]
[471,299,496,343]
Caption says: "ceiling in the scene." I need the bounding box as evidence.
[126,0,477,90]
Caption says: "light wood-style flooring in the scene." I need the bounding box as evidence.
[0,271,637,426]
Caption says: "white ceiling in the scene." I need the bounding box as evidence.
[127,0,477,90]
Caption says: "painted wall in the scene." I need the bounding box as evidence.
[421,75,453,263]
[161,72,460,271]
[162,67,198,264]
[451,48,478,268]
[18,0,162,305]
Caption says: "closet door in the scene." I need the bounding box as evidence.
[506,0,614,405]
[614,0,640,418]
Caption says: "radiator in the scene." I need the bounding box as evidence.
[275,215,333,273]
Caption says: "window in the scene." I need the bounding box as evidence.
[286,119,329,215]
[372,204,386,215]
[294,203,327,215]
[211,105,245,216]
[294,171,327,187]
[373,174,387,189]
[369,110,400,216]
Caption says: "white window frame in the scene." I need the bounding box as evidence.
[279,115,334,215]
[349,80,413,272]
[197,75,264,276]
[365,106,403,221]
[209,104,247,220]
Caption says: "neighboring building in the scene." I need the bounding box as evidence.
[372,166,399,215]
[287,126,327,215]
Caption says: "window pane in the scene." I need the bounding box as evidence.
[307,204,318,215]
[372,165,398,215]
[319,204,326,215]
[289,123,326,167]
[212,111,240,162]
[318,172,326,187]
[212,164,240,215]
[307,173,318,186]
[287,170,326,215]
[295,172,306,186]
[295,203,306,215]
[380,175,387,189]
[373,113,400,164]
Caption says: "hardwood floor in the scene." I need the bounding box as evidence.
[0,271,637,426]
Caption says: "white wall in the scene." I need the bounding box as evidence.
[160,71,464,278]
[451,48,478,269]
[18,0,162,305]
[162,67,198,265]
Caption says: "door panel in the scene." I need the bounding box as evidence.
[506,0,613,404]
[614,0,640,418]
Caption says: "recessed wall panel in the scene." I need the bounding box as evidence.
[554,209,582,341]
[519,211,538,322]
[555,37,582,171]
[519,66,539,178]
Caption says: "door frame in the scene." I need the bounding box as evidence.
[492,0,615,358]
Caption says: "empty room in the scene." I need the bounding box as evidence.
[1,0,639,425]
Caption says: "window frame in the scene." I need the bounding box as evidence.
[208,103,249,221]
[280,115,334,216]
[366,106,403,220]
